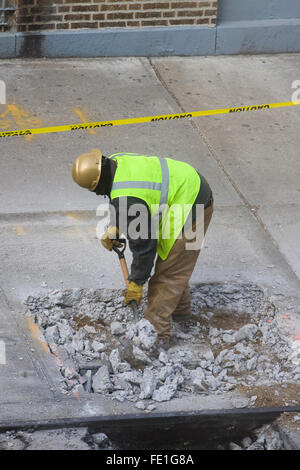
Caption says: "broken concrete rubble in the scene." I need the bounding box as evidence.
[24,283,300,410]
[91,340,107,353]
[44,325,60,344]
[92,365,113,393]
[110,321,126,336]
[229,424,285,451]
[191,367,207,391]
[152,381,177,402]
[137,319,157,350]
[109,349,131,374]
[234,324,259,342]
[139,368,157,400]
[132,345,152,364]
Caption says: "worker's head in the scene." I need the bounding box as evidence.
[72,148,103,192]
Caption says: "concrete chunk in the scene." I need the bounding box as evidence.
[44,325,60,344]
[152,381,177,402]
[109,349,131,374]
[92,365,113,393]
[139,368,157,400]
[91,340,107,353]
[110,321,125,336]
[234,324,259,342]
[191,367,207,391]
[133,346,151,364]
[137,319,157,350]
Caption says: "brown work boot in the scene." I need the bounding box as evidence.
[172,313,192,323]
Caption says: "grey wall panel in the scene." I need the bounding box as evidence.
[15,27,216,58]
[216,19,300,54]
[218,0,300,22]
[0,33,15,58]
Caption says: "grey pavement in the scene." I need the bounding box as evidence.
[0,55,300,428]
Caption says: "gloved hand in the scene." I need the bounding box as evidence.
[101,226,122,251]
[124,281,143,306]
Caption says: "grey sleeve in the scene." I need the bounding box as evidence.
[110,196,157,285]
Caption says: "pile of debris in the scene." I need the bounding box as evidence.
[25,283,300,409]
[227,424,285,450]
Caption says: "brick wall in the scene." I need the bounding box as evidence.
[16,1,218,32]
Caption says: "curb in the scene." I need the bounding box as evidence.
[1,19,300,58]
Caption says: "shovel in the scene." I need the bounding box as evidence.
[112,239,140,321]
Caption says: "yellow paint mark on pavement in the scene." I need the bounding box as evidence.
[26,316,49,353]
[63,211,90,222]
[64,226,92,245]
[0,104,43,141]
[14,225,28,236]
[73,107,97,135]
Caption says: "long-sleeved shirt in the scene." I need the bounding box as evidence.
[109,172,212,285]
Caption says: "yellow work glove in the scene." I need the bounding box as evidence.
[101,226,122,251]
[124,281,143,306]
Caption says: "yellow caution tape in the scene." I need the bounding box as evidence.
[0,101,299,139]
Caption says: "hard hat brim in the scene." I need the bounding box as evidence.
[72,148,103,191]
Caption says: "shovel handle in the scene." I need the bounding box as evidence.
[119,258,129,287]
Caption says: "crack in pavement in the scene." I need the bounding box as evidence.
[147,57,300,289]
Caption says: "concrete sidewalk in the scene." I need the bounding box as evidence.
[0,55,299,434]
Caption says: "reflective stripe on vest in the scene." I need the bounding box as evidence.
[111,157,169,214]
[159,157,169,207]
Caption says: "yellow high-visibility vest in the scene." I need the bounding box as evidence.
[109,153,200,260]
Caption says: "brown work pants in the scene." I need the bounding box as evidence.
[144,199,214,338]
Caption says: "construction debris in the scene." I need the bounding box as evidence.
[25,283,300,409]
[228,424,284,450]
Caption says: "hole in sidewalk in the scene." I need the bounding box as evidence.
[24,282,300,411]
[0,421,290,450]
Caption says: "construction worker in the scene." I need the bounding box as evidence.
[72,149,214,349]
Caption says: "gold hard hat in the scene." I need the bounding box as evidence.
[72,148,103,191]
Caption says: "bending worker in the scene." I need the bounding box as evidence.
[72,149,214,349]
